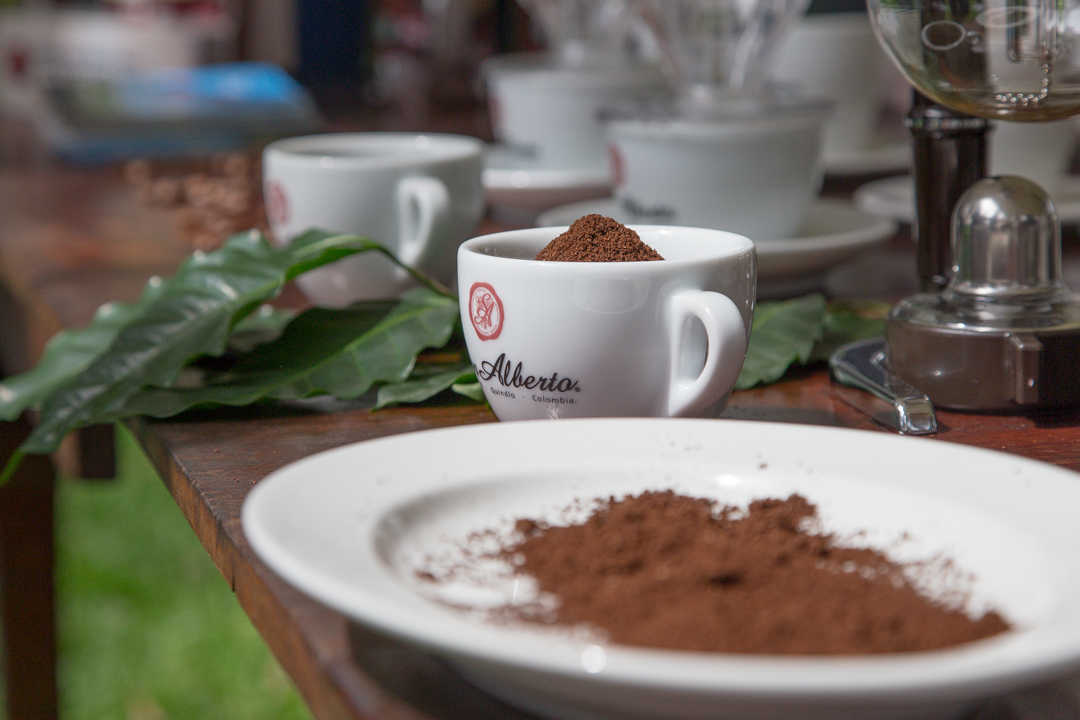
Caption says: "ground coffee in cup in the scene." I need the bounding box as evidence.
[535,214,664,262]
[458,224,753,419]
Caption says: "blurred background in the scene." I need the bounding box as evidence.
[0,0,541,158]
[0,0,902,164]
[1,0,1070,718]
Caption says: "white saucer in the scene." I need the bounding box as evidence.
[854,174,1080,225]
[483,144,611,222]
[536,197,897,297]
[243,418,1080,720]
[823,137,911,176]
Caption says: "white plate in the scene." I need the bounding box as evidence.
[536,197,897,294]
[855,174,1080,225]
[483,144,611,219]
[243,418,1080,720]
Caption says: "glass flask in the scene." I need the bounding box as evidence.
[867,0,1080,120]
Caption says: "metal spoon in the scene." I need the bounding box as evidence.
[829,337,938,435]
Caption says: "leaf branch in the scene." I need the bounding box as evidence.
[0,229,467,486]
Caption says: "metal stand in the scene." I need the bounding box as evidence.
[906,91,991,290]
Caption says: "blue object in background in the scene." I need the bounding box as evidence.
[41,62,325,164]
[116,62,316,119]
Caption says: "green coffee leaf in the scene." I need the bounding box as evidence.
[1,229,408,482]
[124,288,460,416]
[375,363,478,408]
[811,300,890,362]
[735,295,889,390]
[0,289,162,421]
[736,294,827,389]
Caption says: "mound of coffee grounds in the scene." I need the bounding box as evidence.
[501,491,1011,655]
[535,214,664,262]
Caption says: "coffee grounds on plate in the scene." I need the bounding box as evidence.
[422,491,1011,655]
[535,214,663,262]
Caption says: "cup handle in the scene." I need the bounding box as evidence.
[666,291,748,418]
[396,176,451,267]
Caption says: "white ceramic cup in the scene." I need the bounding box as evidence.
[458,225,756,421]
[606,102,831,240]
[484,53,667,174]
[263,132,485,307]
[772,12,900,163]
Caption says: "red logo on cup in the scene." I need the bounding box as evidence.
[468,282,504,340]
[265,180,289,227]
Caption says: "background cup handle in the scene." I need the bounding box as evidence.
[666,291,748,418]
[396,176,451,267]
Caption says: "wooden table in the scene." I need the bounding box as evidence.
[3,108,1080,720]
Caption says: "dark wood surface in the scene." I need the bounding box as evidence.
[0,416,57,720]
[3,105,1080,720]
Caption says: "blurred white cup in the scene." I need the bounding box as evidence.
[990,119,1077,197]
[772,12,899,164]
[263,132,484,307]
[606,99,832,240]
[484,54,667,174]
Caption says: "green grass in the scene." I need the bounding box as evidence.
[55,426,312,720]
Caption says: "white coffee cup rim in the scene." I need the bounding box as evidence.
[604,91,833,132]
[461,224,755,265]
[607,109,830,136]
[265,132,484,168]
